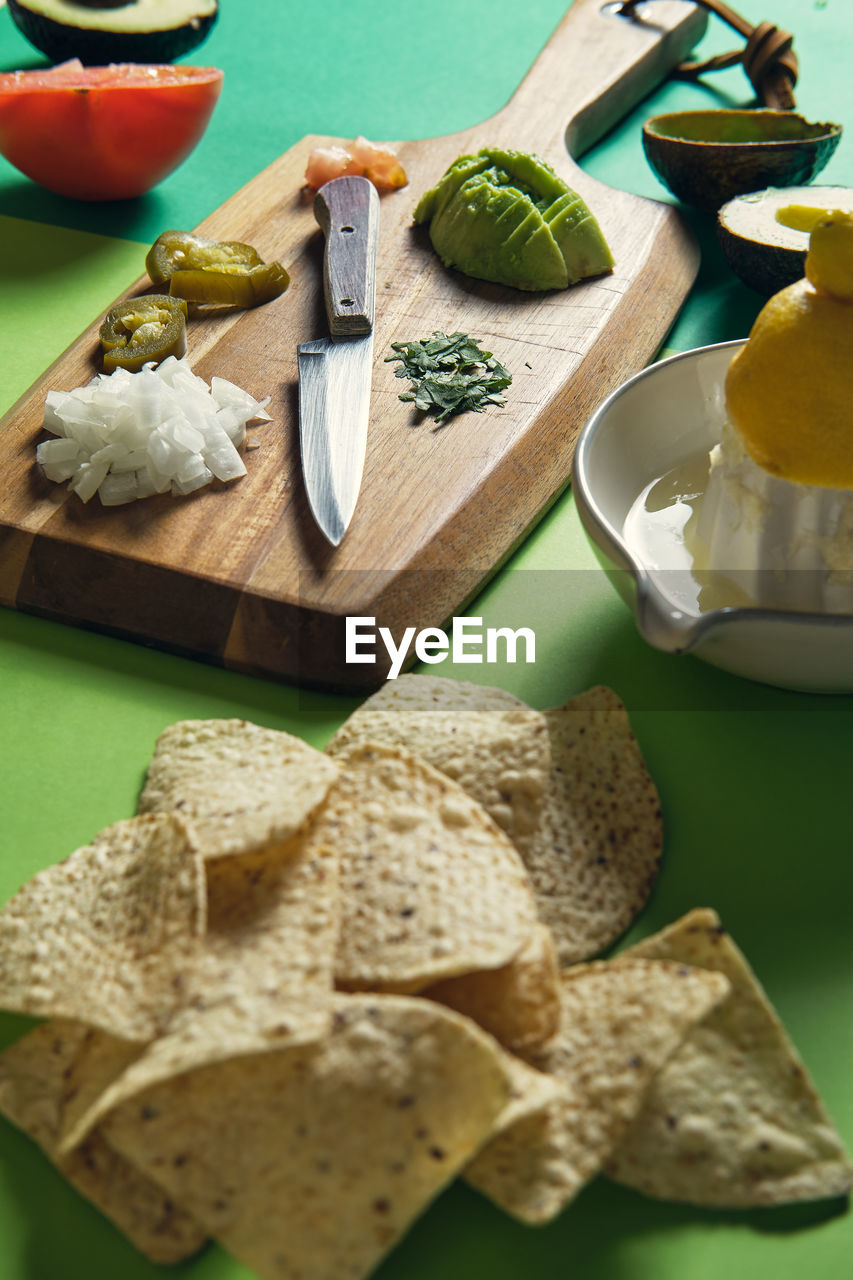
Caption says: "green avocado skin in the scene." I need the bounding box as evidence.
[414,147,613,292]
[8,0,218,65]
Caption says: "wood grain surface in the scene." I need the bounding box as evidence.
[0,0,706,690]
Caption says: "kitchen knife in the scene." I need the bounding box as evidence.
[298,175,380,546]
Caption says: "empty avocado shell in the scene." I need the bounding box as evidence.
[717,185,853,296]
[8,0,219,65]
[642,109,842,212]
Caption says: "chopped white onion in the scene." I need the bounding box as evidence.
[99,471,141,507]
[38,356,270,506]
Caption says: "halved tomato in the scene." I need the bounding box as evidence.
[0,60,223,201]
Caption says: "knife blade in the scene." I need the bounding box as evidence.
[298,175,380,546]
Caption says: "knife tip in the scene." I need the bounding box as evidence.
[318,509,347,547]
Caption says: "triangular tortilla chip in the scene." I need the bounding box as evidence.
[60,827,341,1152]
[325,674,551,849]
[1,797,341,1152]
[317,743,539,992]
[0,1019,206,1264]
[518,687,663,965]
[327,678,661,967]
[424,922,561,1052]
[0,813,205,1040]
[604,909,853,1206]
[166,828,340,1046]
[465,957,729,1222]
[101,994,510,1280]
[138,718,339,858]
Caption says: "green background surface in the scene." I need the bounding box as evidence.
[1,2,852,1278]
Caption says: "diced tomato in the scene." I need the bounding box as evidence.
[348,136,408,190]
[304,146,356,190]
[305,136,407,192]
[0,60,223,201]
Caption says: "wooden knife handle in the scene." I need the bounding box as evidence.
[313,175,380,336]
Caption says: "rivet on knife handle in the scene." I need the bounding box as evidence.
[314,175,379,335]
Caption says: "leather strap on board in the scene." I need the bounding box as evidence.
[618,0,798,109]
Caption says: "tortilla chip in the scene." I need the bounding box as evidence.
[139,718,339,858]
[315,742,539,992]
[517,687,662,966]
[485,1050,570,1134]
[326,675,551,849]
[169,828,340,1044]
[328,678,661,968]
[60,828,341,1153]
[465,957,730,1222]
[101,993,510,1280]
[604,909,853,1206]
[424,922,561,1052]
[0,813,205,1040]
[0,1019,206,1263]
[465,1078,580,1222]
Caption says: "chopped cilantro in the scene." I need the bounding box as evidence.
[385,331,511,426]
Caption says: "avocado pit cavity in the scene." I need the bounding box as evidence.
[717,185,853,296]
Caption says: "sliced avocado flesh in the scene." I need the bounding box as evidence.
[415,146,612,292]
[484,192,532,240]
[478,148,567,208]
[8,0,218,65]
[416,149,564,225]
[548,208,614,282]
[506,219,569,291]
[429,181,526,269]
[500,206,545,255]
[429,178,567,291]
[543,192,587,228]
[490,191,537,238]
[413,154,491,224]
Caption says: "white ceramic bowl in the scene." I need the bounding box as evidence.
[572,341,853,693]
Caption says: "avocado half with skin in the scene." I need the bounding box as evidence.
[718,185,853,296]
[414,147,613,292]
[8,0,219,65]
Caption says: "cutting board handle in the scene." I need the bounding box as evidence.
[490,0,708,160]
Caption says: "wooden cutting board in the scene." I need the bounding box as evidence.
[0,0,706,690]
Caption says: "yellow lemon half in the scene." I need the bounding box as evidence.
[725,211,853,488]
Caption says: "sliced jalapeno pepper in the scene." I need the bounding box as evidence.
[168,260,291,308]
[145,230,289,308]
[145,230,264,284]
[99,295,188,372]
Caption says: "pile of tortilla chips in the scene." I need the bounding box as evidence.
[0,678,849,1280]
